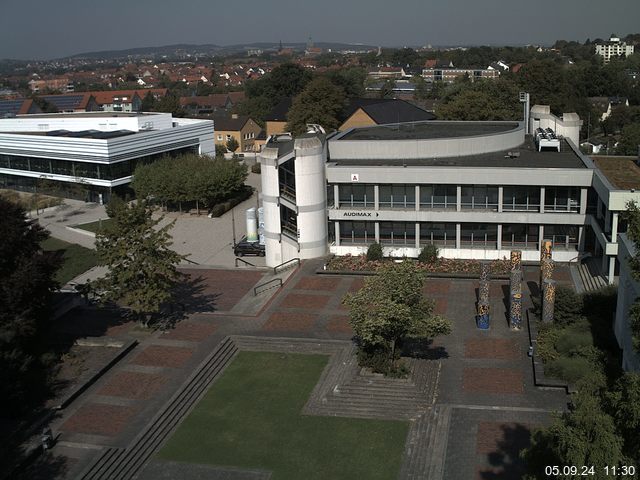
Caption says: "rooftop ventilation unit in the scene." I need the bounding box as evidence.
[306,124,326,134]
[534,127,561,152]
[505,151,521,159]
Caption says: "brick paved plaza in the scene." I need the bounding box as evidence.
[40,261,569,479]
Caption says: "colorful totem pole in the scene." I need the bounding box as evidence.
[509,250,523,330]
[510,249,522,272]
[540,239,553,287]
[477,262,491,329]
[542,278,557,323]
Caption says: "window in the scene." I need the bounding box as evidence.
[378,184,415,208]
[503,186,540,211]
[338,184,374,208]
[461,185,498,210]
[379,222,415,245]
[544,187,580,212]
[502,224,539,250]
[420,223,456,247]
[226,134,232,141]
[280,205,297,239]
[460,223,498,248]
[217,135,223,141]
[340,221,375,245]
[544,225,578,250]
[420,184,456,209]
[327,184,335,208]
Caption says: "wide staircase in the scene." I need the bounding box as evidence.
[77,337,239,480]
[576,256,608,292]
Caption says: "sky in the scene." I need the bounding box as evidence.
[1,0,639,60]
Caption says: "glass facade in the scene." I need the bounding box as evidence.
[278,158,296,201]
[379,221,415,245]
[461,185,498,210]
[340,221,375,244]
[0,146,197,182]
[544,187,580,212]
[379,184,415,208]
[460,223,498,248]
[419,184,456,209]
[420,222,456,247]
[544,224,579,250]
[502,224,539,249]
[338,184,374,208]
[502,186,541,211]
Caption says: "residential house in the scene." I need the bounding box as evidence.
[265,98,293,137]
[28,77,74,93]
[214,114,263,152]
[38,93,100,113]
[339,98,436,131]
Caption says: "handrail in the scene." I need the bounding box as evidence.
[273,257,300,274]
[235,257,256,267]
[254,278,283,296]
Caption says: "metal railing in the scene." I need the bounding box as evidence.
[273,257,300,275]
[254,278,283,296]
[235,257,256,267]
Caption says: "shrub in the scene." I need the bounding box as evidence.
[554,329,594,357]
[553,286,584,325]
[251,162,261,174]
[545,356,594,384]
[210,204,226,217]
[418,244,439,264]
[356,346,409,378]
[366,242,383,261]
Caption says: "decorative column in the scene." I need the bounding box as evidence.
[509,268,523,329]
[540,239,553,288]
[542,279,557,323]
[510,249,522,271]
[477,262,491,329]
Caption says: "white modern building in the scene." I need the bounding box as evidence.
[0,112,214,202]
[259,106,640,284]
[595,35,635,64]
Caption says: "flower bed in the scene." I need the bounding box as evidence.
[327,254,511,275]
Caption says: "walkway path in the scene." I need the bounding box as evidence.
[28,260,569,480]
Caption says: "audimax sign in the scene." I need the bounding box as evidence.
[342,211,379,217]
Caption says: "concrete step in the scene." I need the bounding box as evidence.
[77,337,239,480]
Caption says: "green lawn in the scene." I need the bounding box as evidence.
[74,218,114,234]
[158,352,409,480]
[41,237,98,284]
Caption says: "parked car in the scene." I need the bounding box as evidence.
[233,237,265,257]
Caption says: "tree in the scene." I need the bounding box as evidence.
[154,93,185,117]
[343,262,452,374]
[90,198,186,326]
[140,91,157,111]
[286,77,346,135]
[607,372,640,461]
[436,78,521,121]
[0,197,60,410]
[378,79,395,99]
[616,123,640,155]
[325,67,366,98]
[215,144,227,158]
[522,390,624,479]
[226,136,239,153]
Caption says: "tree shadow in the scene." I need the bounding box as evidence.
[478,423,531,480]
[155,274,221,330]
[8,449,71,480]
[401,337,449,360]
[501,284,511,328]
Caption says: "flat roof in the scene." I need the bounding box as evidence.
[329,136,586,169]
[338,121,520,141]
[15,112,158,119]
[592,156,640,190]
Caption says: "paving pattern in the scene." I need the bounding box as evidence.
[33,261,571,480]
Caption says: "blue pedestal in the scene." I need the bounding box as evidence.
[476,314,490,329]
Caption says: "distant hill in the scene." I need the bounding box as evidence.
[62,42,378,60]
